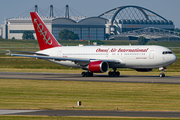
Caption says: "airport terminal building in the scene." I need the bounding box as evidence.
[1,5,178,40]
[1,16,107,40]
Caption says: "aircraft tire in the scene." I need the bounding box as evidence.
[116,71,120,76]
[159,73,165,77]
[81,72,86,77]
[108,71,112,77]
[108,71,120,77]
[89,72,93,77]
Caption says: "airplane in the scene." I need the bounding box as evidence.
[11,12,177,77]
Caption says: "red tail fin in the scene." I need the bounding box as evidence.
[30,12,62,50]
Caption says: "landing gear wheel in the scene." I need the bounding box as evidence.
[81,72,93,77]
[116,71,120,76]
[86,72,90,77]
[89,72,93,77]
[159,73,165,78]
[159,67,166,78]
[81,72,86,77]
[108,71,112,77]
[108,70,120,77]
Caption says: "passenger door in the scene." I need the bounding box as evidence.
[149,50,154,59]
[57,51,61,57]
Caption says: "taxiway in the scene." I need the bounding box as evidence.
[1,109,180,118]
[0,72,180,84]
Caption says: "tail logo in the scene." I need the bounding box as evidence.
[34,18,52,45]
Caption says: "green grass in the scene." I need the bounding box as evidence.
[0,39,39,48]
[1,79,180,111]
[0,58,73,69]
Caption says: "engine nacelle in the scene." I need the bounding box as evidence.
[88,61,109,73]
[135,68,153,72]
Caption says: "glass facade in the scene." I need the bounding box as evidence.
[52,27,73,40]
[10,30,35,33]
[82,28,89,40]
[90,28,96,40]
[73,28,81,38]
[97,28,104,40]
[52,26,105,40]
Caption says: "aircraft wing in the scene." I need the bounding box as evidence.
[11,54,120,64]
[8,50,48,56]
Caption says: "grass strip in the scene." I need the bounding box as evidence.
[1,79,180,111]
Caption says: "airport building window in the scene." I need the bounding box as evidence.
[82,28,89,40]
[52,26,105,40]
[97,28,104,40]
[10,30,35,33]
[90,28,96,40]
[52,27,74,40]
[73,28,81,38]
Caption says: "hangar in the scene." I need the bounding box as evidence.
[52,17,106,40]
[1,5,107,40]
[2,16,107,40]
[1,5,179,40]
[98,5,179,40]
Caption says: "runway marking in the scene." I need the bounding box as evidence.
[1,109,180,118]
[0,110,41,115]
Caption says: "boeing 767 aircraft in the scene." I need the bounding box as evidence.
[11,12,177,77]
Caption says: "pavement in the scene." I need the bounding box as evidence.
[0,72,180,84]
[1,109,180,118]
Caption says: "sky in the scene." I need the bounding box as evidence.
[0,0,180,28]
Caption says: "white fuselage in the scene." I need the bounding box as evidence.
[37,45,177,69]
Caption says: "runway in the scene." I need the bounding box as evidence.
[0,72,180,84]
[1,109,180,118]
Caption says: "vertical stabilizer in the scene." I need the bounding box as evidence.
[30,12,62,50]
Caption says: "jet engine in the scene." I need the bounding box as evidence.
[88,61,109,73]
[135,68,153,72]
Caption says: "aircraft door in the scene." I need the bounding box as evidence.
[149,50,154,59]
[57,51,61,57]
[106,52,108,58]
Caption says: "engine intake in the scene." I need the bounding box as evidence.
[88,61,109,73]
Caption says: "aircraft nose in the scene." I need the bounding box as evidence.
[164,53,177,66]
[171,54,177,63]
[173,54,177,62]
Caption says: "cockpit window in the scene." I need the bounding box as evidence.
[162,51,173,54]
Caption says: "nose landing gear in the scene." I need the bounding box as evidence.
[159,72,165,77]
[159,67,166,77]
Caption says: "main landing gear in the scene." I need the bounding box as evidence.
[108,68,120,77]
[159,67,166,77]
[81,71,93,77]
